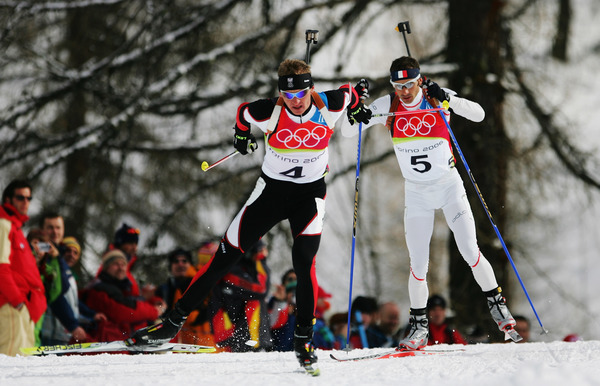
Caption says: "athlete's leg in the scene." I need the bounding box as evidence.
[404,201,435,309]
[288,183,326,326]
[443,190,497,292]
[288,180,326,366]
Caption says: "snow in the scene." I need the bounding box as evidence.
[2,341,599,386]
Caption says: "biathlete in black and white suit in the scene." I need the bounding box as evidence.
[129,59,373,369]
[342,56,520,350]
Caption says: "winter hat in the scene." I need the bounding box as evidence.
[427,294,447,309]
[168,247,193,266]
[317,286,332,299]
[351,296,378,315]
[114,223,140,246]
[101,249,127,270]
[62,236,81,257]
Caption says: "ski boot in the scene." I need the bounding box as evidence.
[398,308,429,350]
[486,287,522,342]
[294,324,320,376]
[127,304,187,347]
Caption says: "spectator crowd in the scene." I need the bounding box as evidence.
[0,178,570,357]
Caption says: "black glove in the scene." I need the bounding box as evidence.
[354,78,370,101]
[423,78,449,102]
[233,129,257,155]
[347,102,372,125]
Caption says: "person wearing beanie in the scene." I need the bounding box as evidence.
[81,249,165,342]
[61,237,81,268]
[114,223,140,251]
[426,294,467,346]
[104,223,141,297]
[101,249,128,272]
[348,296,379,349]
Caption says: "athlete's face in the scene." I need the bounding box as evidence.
[280,86,313,116]
[391,76,422,104]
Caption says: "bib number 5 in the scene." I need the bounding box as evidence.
[411,155,432,173]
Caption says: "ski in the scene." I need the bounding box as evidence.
[300,363,321,376]
[330,347,464,362]
[21,341,216,356]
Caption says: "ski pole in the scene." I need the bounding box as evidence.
[437,109,548,334]
[201,150,239,172]
[344,122,363,350]
[304,29,319,64]
[396,21,412,56]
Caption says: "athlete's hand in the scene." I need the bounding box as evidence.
[347,102,372,125]
[233,129,258,155]
[354,78,370,101]
[423,78,449,102]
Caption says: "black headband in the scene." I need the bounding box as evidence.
[390,68,420,81]
[278,73,313,91]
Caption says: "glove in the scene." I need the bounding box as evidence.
[423,78,449,102]
[347,102,372,125]
[354,78,370,101]
[233,129,257,155]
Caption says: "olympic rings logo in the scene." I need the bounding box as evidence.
[396,113,437,137]
[275,126,329,149]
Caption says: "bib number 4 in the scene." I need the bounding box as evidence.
[411,155,432,173]
[280,166,305,179]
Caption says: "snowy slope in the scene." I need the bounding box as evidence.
[2,341,599,386]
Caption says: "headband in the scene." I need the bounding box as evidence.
[390,68,420,81]
[278,73,313,91]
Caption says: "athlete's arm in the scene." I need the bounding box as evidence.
[445,91,485,123]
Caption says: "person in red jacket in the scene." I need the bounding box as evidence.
[82,249,165,342]
[426,294,467,346]
[0,179,46,356]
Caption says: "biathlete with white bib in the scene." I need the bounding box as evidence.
[342,56,521,350]
[128,59,373,369]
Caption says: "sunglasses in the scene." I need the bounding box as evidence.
[14,194,32,202]
[390,75,421,91]
[281,87,310,100]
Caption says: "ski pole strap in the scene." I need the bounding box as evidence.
[386,94,401,131]
[266,97,284,134]
[311,90,335,131]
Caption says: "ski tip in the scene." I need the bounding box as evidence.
[302,364,320,376]
[20,347,41,356]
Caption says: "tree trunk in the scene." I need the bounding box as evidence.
[447,0,511,342]
[552,0,571,61]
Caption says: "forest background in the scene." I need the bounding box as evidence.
[1,0,599,343]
